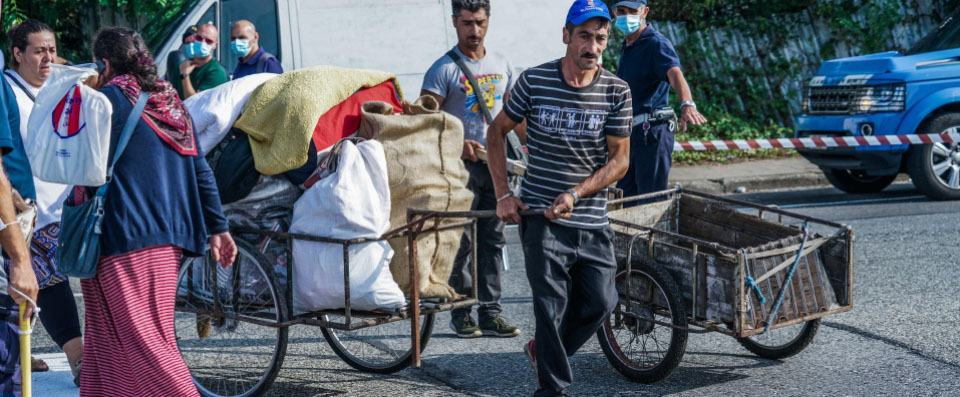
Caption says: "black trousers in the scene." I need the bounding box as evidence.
[520,216,618,397]
[618,120,675,200]
[38,280,82,348]
[450,161,505,320]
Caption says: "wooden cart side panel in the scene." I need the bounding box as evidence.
[742,235,841,331]
[613,233,739,325]
[820,232,853,306]
[608,198,679,234]
[679,196,799,249]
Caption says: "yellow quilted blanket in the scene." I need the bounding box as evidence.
[234,66,401,175]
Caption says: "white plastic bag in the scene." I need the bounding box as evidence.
[26,64,112,186]
[183,73,279,155]
[291,139,403,312]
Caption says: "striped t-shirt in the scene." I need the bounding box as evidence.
[504,59,633,229]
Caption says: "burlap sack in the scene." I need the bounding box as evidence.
[363,96,474,299]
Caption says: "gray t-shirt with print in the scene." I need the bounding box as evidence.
[421,46,516,146]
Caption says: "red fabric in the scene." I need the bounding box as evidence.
[312,80,402,151]
[80,245,199,397]
[107,74,198,156]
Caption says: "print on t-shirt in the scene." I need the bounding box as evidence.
[461,73,505,133]
[538,105,606,138]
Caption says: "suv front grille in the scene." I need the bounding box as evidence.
[805,86,857,115]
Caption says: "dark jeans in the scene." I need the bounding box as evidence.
[38,280,82,348]
[520,216,618,397]
[618,121,675,200]
[450,161,505,321]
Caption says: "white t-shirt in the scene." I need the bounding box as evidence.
[4,69,70,230]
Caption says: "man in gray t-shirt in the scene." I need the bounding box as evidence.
[420,0,521,340]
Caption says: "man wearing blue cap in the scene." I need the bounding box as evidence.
[485,1,632,395]
[612,1,707,200]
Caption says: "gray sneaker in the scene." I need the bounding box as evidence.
[479,315,521,338]
[449,314,483,338]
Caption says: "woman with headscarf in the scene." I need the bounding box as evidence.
[79,27,236,396]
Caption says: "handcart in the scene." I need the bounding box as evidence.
[597,188,854,383]
[173,209,487,397]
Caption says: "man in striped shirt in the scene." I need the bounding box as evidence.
[485,1,632,394]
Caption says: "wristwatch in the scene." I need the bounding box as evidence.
[180,73,190,80]
[565,188,580,204]
[681,100,697,109]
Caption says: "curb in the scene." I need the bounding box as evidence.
[669,172,910,194]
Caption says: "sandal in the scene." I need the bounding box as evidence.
[73,360,82,388]
[31,356,49,372]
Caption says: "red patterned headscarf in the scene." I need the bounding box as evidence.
[106,74,198,156]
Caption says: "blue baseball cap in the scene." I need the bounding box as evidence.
[613,1,648,9]
[566,0,613,26]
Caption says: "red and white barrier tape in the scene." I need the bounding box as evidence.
[674,132,960,152]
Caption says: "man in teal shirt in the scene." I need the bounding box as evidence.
[0,41,40,396]
[178,23,228,99]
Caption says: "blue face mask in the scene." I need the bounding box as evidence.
[615,15,643,34]
[190,41,213,59]
[181,43,195,60]
[231,39,251,57]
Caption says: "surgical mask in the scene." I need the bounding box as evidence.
[615,15,643,34]
[181,43,195,60]
[231,39,251,57]
[190,41,213,59]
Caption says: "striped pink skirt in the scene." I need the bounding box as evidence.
[80,245,199,397]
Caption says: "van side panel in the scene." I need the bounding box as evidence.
[278,0,298,72]
[287,0,569,95]
[290,0,452,94]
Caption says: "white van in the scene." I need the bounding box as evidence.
[148,0,569,95]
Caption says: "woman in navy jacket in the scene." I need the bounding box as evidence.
[78,27,236,396]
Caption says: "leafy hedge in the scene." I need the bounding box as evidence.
[603,0,959,163]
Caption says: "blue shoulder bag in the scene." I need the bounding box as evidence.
[57,91,148,279]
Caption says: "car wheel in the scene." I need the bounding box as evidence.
[906,112,960,200]
[823,169,897,194]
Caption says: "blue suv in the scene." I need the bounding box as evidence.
[796,9,960,199]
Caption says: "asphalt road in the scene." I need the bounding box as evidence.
[35,182,960,396]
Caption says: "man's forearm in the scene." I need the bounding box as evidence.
[667,67,693,103]
[571,155,629,199]
[486,123,511,198]
[182,77,197,98]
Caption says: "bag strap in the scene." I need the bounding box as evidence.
[446,50,493,124]
[96,91,148,196]
[4,70,36,103]
[446,50,527,164]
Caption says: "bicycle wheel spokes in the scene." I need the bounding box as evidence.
[610,275,673,370]
[175,244,288,397]
[321,312,434,374]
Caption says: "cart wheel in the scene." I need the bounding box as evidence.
[597,261,688,383]
[321,311,435,374]
[175,240,289,397]
[737,319,820,360]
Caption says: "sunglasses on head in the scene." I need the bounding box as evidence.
[194,34,216,45]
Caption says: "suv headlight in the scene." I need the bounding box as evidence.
[852,83,906,113]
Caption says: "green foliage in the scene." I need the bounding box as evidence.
[1,0,191,64]
[601,0,958,163]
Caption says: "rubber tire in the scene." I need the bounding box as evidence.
[177,240,289,397]
[597,261,688,384]
[906,112,960,200]
[321,312,435,375]
[736,319,820,360]
[824,169,897,194]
